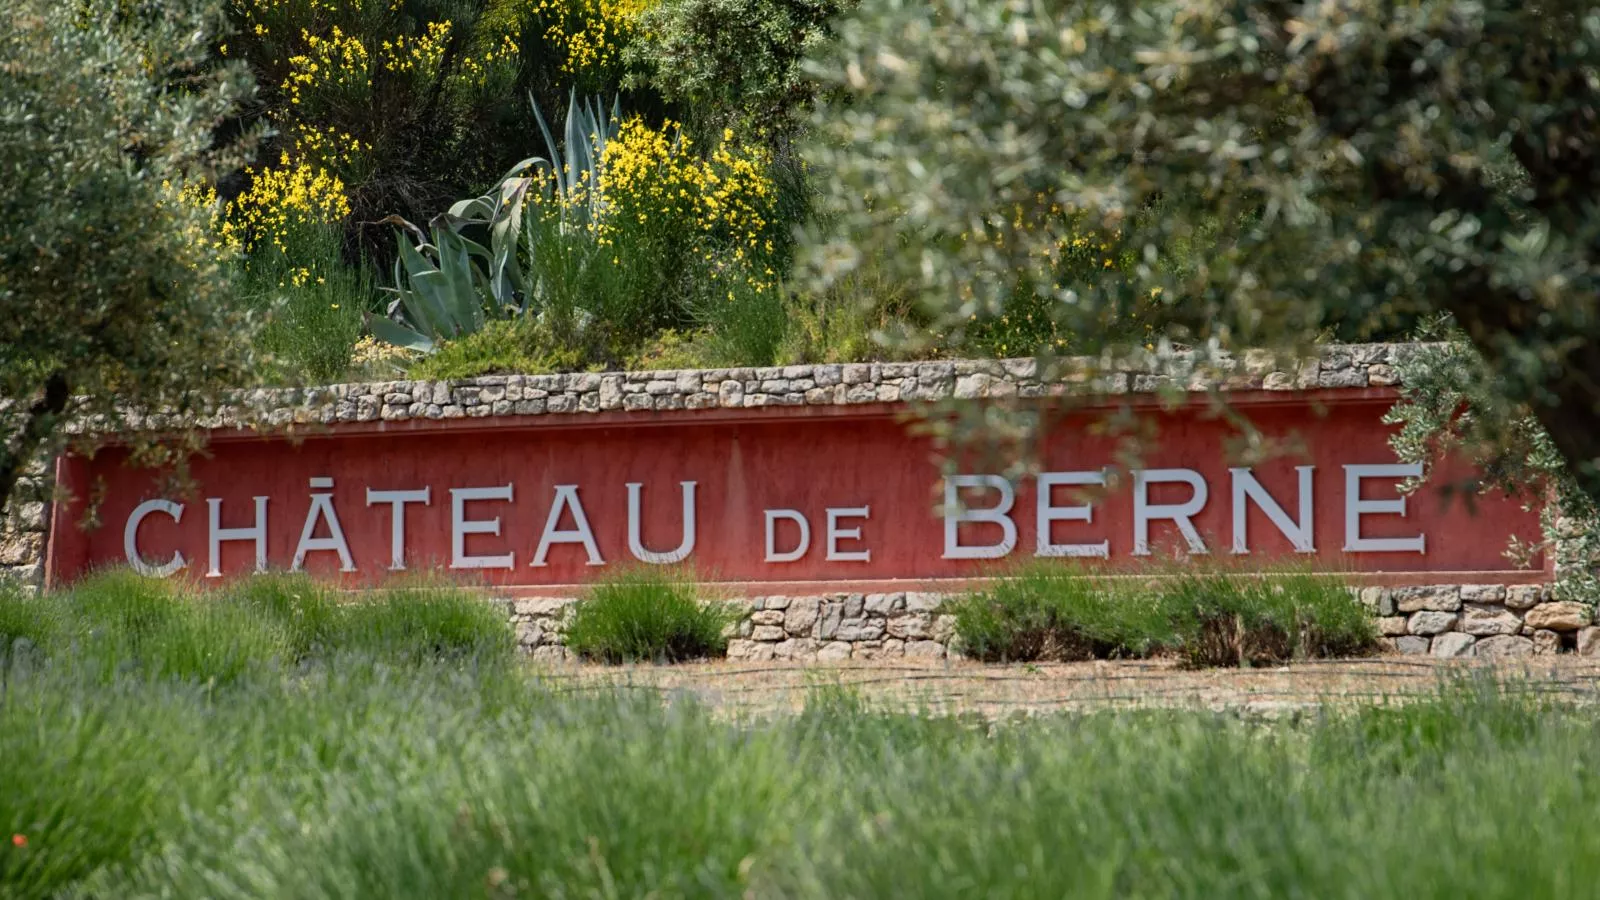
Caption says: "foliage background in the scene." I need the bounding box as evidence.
[0,0,261,511]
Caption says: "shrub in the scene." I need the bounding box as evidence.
[64,570,190,663]
[222,0,589,253]
[0,581,68,666]
[949,563,1378,667]
[565,569,733,662]
[6,571,515,678]
[0,674,216,897]
[1,0,259,512]
[229,573,345,660]
[1157,568,1380,668]
[48,571,291,683]
[136,599,293,685]
[947,564,1172,663]
[407,317,584,380]
[375,104,790,370]
[626,0,850,138]
[687,265,790,366]
[333,582,516,666]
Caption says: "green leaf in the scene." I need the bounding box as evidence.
[367,315,436,353]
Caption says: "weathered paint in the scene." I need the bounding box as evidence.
[45,391,1546,592]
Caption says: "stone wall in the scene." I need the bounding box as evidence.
[1365,584,1600,658]
[509,592,958,663]
[509,584,1599,662]
[197,343,1408,429]
[1,461,51,592]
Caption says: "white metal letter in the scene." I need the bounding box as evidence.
[942,475,1018,560]
[1035,471,1110,559]
[1343,463,1426,553]
[1133,469,1209,555]
[826,506,871,562]
[1230,466,1315,554]
[124,499,186,577]
[450,484,515,570]
[626,481,697,564]
[531,485,604,566]
[293,479,356,572]
[207,496,268,577]
[367,487,431,571]
[764,509,810,562]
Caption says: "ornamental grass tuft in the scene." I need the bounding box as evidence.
[949,561,1378,666]
[564,568,734,662]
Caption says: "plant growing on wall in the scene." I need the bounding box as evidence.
[1385,327,1600,606]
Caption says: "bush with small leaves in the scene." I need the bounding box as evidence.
[565,569,734,662]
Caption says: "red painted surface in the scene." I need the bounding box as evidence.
[45,392,1546,591]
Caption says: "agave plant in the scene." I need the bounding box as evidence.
[367,214,501,352]
[370,89,621,353]
[532,89,621,229]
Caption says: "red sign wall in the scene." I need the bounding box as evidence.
[46,391,1546,592]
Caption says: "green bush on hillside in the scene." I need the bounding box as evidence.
[565,569,734,662]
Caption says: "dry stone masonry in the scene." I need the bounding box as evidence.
[508,592,959,663]
[1364,583,1600,658]
[505,584,1600,662]
[198,343,1409,429]
[0,462,49,589]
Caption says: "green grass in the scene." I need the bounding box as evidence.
[564,569,735,663]
[242,222,375,386]
[0,571,1594,898]
[948,562,1378,665]
[406,316,583,380]
[4,649,1600,898]
[0,571,514,683]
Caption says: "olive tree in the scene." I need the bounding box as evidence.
[804,0,1600,499]
[0,0,259,513]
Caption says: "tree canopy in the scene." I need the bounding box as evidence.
[0,0,260,511]
[805,0,1600,498]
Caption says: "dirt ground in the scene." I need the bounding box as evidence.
[529,656,1600,719]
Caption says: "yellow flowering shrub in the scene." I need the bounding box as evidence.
[289,124,372,174]
[225,0,538,229]
[515,0,659,79]
[168,181,242,259]
[221,155,351,287]
[592,118,779,286]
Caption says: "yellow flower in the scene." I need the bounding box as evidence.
[223,160,350,255]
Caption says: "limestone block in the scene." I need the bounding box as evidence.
[1475,635,1535,659]
[1523,601,1589,632]
[1407,611,1457,635]
[1430,633,1477,658]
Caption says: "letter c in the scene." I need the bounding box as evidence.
[124,499,186,577]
